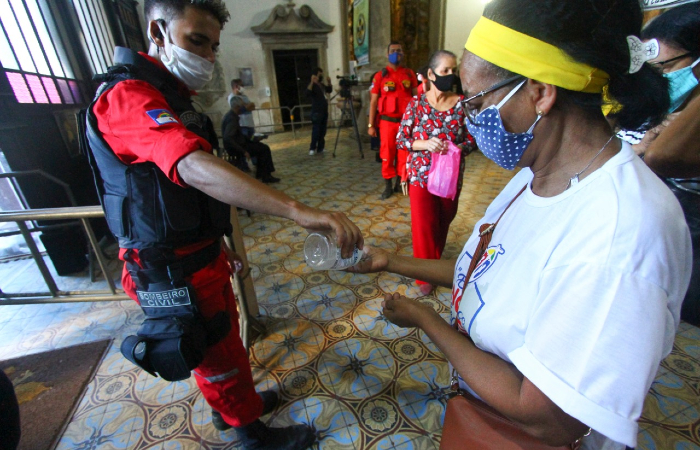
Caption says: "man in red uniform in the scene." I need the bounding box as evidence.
[86,1,362,449]
[368,41,417,199]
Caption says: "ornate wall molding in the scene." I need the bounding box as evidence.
[251,2,333,128]
[252,3,334,35]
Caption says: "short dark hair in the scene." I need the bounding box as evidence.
[417,65,430,78]
[144,0,230,28]
[387,41,402,53]
[231,78,242,89]
[641,3,700,57]
[481,0,669,130]
[314,67,323,74]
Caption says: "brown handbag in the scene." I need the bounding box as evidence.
[440,186,588,450]
[440,390,585,450]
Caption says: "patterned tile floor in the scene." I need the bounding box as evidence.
[0,128,698,449]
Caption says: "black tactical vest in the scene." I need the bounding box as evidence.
[84,47,231,250]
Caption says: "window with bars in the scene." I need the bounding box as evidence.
[0,0,125,105]
[70,0,117,76]
[0,0,85,104]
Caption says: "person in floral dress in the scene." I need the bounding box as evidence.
[396,50,475,295]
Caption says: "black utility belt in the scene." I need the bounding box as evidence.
[168,239,222,278]
[127,239,221,292]
[380,115,401,123]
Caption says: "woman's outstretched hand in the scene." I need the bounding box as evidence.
[222,241,244,273]
[382,292,434,328]
[344,245,388,273]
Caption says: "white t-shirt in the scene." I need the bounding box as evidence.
[227,93,255,128]
[452,143,691,449]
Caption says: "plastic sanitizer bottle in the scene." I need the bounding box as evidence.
[303,232,364,271]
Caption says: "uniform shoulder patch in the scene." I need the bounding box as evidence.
[146,109,178,126]
[178,110,202,129]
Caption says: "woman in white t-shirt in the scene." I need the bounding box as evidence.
[349,0,691,449]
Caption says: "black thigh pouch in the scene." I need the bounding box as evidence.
[121,280,227,382]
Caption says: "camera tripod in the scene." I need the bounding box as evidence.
[332,91,364,159]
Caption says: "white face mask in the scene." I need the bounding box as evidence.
[156,22,215,91]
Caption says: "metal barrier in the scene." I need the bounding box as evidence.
[250,102,349,139]
[0,170,124,304]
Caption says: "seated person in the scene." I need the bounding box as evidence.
[222,110,279,183]
[228,78,256,138]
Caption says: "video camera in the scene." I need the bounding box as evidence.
[337,75,359,98]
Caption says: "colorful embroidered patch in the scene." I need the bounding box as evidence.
[402,79,411,89]
[146,109,178,125]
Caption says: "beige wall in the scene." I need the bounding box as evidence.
[443,0,485,57]
[134,1,488,121]
[137,1,347,119]
[219,1,345,108]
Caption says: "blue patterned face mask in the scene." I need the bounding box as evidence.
[466,80,542,170]
[664,57,700,113]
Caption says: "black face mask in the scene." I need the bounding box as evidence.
[318,75,324,82]
[431,73,456,92]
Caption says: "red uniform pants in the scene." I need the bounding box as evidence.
[379,119,408,180]
[122,251,262,428]
[409,183,460,285]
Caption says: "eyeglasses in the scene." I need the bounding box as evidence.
[461,75,525,124]
[650,53,692,68]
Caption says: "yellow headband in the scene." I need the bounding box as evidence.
[465,17,609,94]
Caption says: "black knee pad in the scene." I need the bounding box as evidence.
[121,316,208,381]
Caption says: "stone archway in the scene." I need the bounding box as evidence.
[252,2,334,129]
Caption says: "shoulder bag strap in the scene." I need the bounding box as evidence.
[460,184,527,317]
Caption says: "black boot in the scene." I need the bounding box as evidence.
[236,419,316,450]
[212,391,279,431]
[394,177,402,193]
[380,178,393,199]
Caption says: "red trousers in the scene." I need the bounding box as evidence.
[379,119,407,180]
[122,250,262,427]
[409,183,460,285]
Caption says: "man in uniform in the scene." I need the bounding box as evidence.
[83,1,362,449]
[368,41,417,199]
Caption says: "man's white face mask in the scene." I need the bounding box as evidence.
[156,21,215,91]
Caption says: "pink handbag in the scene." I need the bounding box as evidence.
[427,141,461,200]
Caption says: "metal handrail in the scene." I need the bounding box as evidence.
[0,205,128,304]
[0,205,105,222]
[0,205,258,348]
